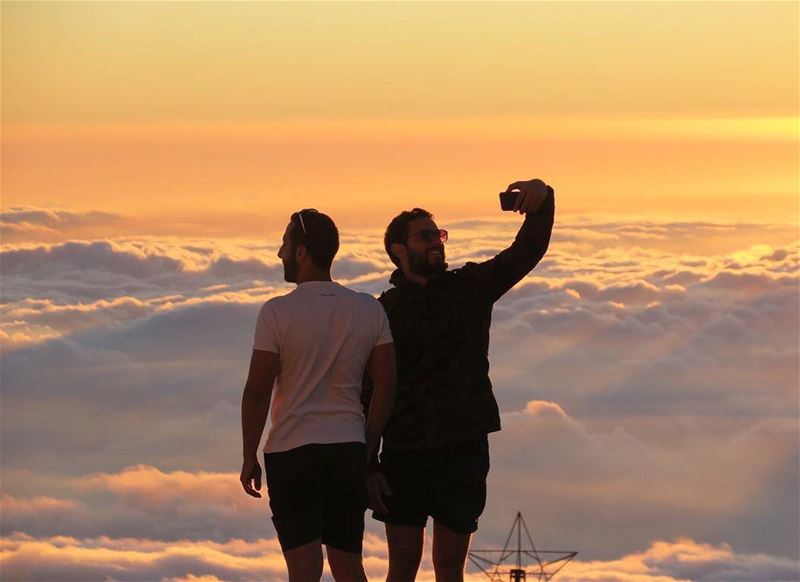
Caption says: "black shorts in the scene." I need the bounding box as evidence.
[372,435,490,535]
[264,441,367,553]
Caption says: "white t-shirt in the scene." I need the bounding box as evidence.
[253,281,393,454]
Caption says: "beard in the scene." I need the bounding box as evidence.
[282,256,297,283]
[407,246,447,278]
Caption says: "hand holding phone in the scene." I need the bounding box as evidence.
[499,191,519,211]
[499,184,553,212]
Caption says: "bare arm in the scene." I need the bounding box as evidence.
[364,342,396,463]
[240,349,279,498]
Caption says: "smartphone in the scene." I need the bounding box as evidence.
[499,191,519,211]
[500,186,554,211]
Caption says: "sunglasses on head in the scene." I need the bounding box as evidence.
[292,208,319,237]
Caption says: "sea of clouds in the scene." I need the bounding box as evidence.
[1,207,798,581]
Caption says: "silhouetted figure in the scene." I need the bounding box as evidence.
[364,178,555,582]
[241,209,396,582]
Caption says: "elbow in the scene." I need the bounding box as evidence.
[241,384,256,409]
[375,378,397,409]
[540,235,552,258]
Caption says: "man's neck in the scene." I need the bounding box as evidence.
[295,271,333,285]
[400,267,429,286]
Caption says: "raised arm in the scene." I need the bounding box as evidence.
[468,179,555,303]
[364,342,396,463]
[240,349,279,498]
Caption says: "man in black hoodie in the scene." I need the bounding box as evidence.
[365,178,555,582]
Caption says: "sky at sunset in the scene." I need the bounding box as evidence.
[1,1,798,581]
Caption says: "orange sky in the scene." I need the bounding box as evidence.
[2,1,798,230]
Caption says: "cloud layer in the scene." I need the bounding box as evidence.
[3,528,798,581]
[3,459,798,582]
[0,207,123,243]
[1,214,798,580]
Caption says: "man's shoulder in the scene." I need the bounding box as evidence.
[379,267,477,297]
[326,285,386,321]
[259,289,297,313]
[412,264,484,292]
[450,261,483,278]
[333,283,378,302]
[352,289,384,309]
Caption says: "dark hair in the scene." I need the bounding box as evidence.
[384,208,433,267]
[289,210,339,270]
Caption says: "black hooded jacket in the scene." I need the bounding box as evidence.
[368,190,555,451]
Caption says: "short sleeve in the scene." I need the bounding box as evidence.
[374,302,393,347]
[253,302,280,353]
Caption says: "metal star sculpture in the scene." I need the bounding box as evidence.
[468,512,578,582]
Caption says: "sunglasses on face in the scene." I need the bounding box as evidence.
[408,228,448,244]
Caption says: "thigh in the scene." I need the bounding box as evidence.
[322,442,368,553]
[372,448,429,529]
[428,436,490,535]
[264,446,325,551]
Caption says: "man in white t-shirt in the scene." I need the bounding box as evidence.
[240,209,396,582]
